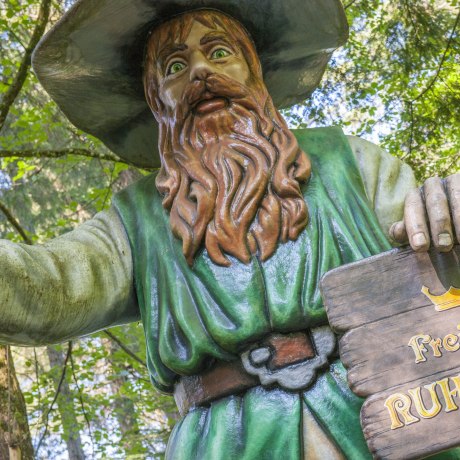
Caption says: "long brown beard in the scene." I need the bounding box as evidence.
[155,73,311,266]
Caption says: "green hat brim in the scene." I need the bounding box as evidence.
[32,0,348,169]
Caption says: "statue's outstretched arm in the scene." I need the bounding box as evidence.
[0,207,139,346]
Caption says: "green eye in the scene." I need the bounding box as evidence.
[167,61,186,75]
[211,48,231,60]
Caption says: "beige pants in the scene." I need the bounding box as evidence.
[303,403,345,460]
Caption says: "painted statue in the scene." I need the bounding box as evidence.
[1,0,459,458]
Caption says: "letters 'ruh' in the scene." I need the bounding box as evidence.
[321,245,460,460]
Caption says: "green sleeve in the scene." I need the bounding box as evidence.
[0,207,139,346]
[347,135,417,241]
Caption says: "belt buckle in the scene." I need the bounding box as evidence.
[241,327,336,391]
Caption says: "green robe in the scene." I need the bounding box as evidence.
[113,127,459,459]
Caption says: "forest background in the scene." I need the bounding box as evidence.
[0,0,459,458]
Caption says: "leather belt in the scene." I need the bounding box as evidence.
[174,331,317,416]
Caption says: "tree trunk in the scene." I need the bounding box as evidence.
[105,335,146,457]
[47,346,86,460]
[0,346,34,460]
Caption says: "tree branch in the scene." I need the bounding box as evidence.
[33,348,42,408]
[0,0,52,131]
[6,27,27,51]
[0,148,131,164]
[69,349,94,453]
[103,331,147,369]
[0,200,32,244]
[412,9,460,102]
[35,342,72,455]
[345,0,359,9]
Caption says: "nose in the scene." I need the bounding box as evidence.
[189,52,214,82]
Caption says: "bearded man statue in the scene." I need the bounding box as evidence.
[1,1,459,459]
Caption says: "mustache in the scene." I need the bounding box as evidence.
[182,73,259,114]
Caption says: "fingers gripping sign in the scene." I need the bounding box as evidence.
[390,173,460,252]
[404,187,431,251]
[425,177,454,251]
[447,173,460,245]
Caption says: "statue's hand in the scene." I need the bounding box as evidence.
[390,173,460,252]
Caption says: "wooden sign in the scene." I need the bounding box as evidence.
[321,245,460,460]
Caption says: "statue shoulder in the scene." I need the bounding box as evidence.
[113,171,162,211]
[291,126,356,168]
[346,135,417,240]
[346,135,416,202]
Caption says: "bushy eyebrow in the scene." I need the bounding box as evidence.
[200,32,232,47]
[158,44,188,68]
[157,32,234,71]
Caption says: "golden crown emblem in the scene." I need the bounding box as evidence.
[421,285,460,311]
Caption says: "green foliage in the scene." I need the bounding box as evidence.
[284,0,460,180]
[1,0,459,458]
[18,325,176,459]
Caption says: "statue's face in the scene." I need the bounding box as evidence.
[155,20,251,113]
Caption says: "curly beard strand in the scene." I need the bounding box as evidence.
[155,74,311,266]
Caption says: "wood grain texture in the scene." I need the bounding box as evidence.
[340,304,460,396]
[321,245,460,460]
[362,369,460,460]
[321,246,460,332]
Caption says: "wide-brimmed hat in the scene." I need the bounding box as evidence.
[32,0,348,169]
